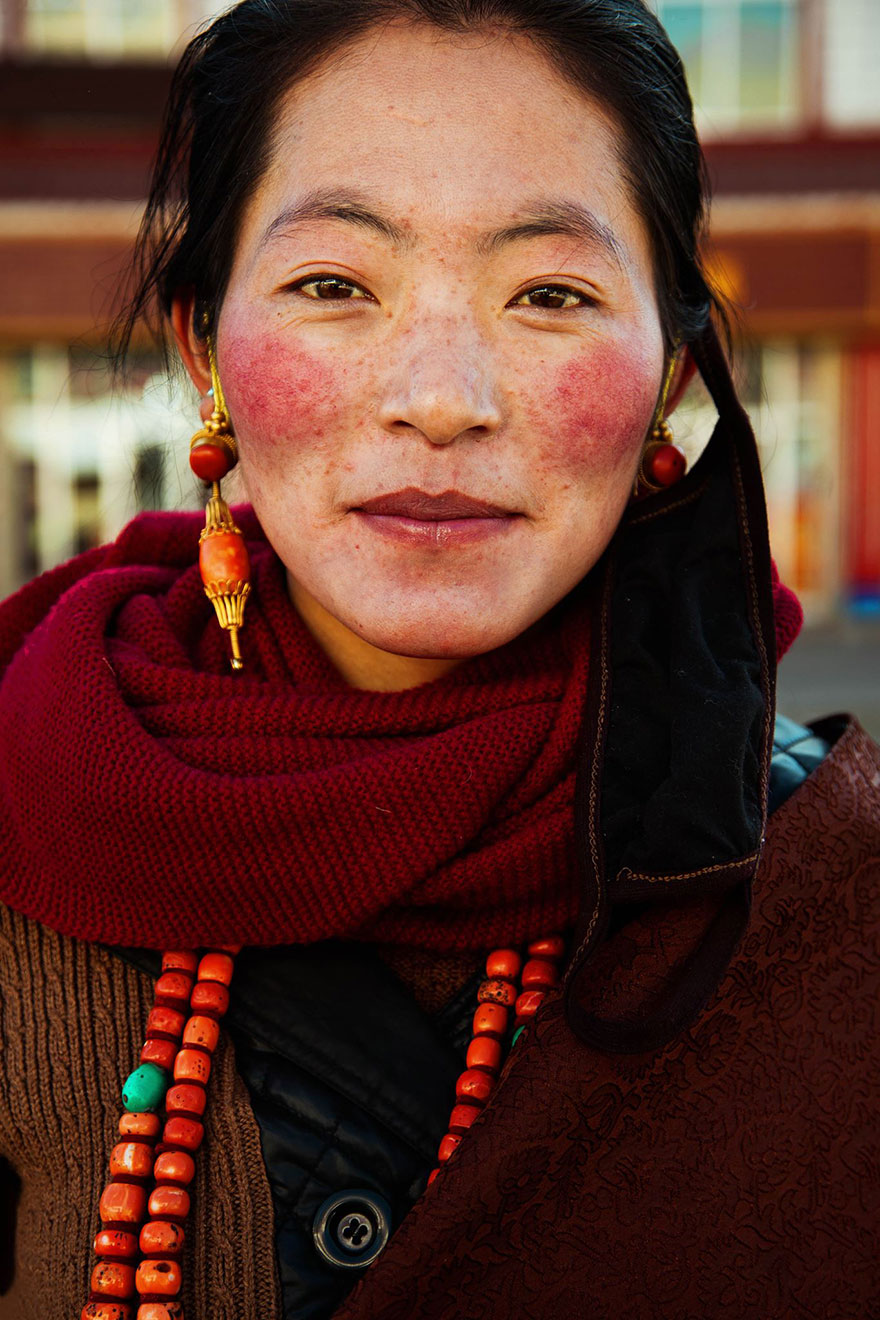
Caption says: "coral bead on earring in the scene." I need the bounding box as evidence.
[189,337,251,672]
[633,348,688,499]
[638,418,687,492]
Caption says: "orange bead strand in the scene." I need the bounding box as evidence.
[426,934,565,1186]
[132,947,238,1316]
[83,948,239,1320]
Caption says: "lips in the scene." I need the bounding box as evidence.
[352,486,519,549]
[354,487,512,519]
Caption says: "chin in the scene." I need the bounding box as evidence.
[350,608,527,661]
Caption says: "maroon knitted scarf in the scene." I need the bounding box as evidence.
[0,508,802,952]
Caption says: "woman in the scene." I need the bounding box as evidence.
[0,1,877,1317]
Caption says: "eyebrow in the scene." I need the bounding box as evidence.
[261,189,409,248]
[477,200,627,267]
[260,190,626,267]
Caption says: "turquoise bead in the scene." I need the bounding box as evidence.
[511,1025,527,1049]
[122,1062,167,1113]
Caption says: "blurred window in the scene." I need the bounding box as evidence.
[672,337,843,618]
[823,0,880,126]
[653,0,801,135]
[0,344,200,596]
[17,0,225,60]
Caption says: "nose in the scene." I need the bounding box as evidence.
[377,321,502,446]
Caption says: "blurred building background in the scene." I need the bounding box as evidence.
[0,0,877,722]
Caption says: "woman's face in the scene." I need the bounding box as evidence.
[214,22,666,662]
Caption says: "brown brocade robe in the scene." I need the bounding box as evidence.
[1,715,878,1319]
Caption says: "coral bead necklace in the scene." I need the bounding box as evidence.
[428,934,565,1184]
[81,934,563,1318]
[82,948,237,1320]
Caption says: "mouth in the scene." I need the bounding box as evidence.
[355,487,514,519]
[352,486,521,547]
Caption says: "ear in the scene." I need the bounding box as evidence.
[664,345,697,418]
[170,288,212,396]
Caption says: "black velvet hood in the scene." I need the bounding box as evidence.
[563,322,778,1052]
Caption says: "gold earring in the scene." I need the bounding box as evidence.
[634,348,688,497]
[189,338,250,672]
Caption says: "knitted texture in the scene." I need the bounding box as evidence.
[0,509,590,952]
[373,944,482,1014]
[771,557,803,659]
[0,508,801,953]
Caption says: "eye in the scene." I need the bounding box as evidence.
[511,284,592,310]
[288,275,372,301]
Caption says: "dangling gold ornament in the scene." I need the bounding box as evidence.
[189,336,250,672]
[634,345,688,497]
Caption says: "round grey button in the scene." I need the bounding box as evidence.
[312,1189,392,1270]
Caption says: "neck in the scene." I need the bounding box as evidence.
[286,575,463,691]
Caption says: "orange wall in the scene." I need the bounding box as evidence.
[847,346,880,596]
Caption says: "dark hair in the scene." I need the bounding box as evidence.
[117,0,722,362]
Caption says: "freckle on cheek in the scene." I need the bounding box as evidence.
[219,331,338,451]
[546,349,658,462]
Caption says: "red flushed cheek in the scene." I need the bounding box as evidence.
[218,329,343,455]
[537,344,660,470]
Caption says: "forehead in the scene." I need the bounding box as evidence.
[235,21,652,268]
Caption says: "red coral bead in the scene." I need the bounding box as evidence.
[94,1230,138,1260]
[437,1134,462,1163]
[140,1039,177,1071]
[118,1113,161,1140]
[189,981,229,1017]
[455,1069,495,1105]
[182,1015,219,1052]
[485,949,522,980]
[472,1002,508,1038]
[135,1259,182,1297]
[81,1304,133,1320]
[514,989,546,1018]
[198,533,249,589]
[646,442,687,487]
[161,952,198,975]
[90,1261,136,1298]
[147,1187,190,1221]
[136,1305,184,1320]
[448,1103,481,1134]
[164,1084,206,1118]
[100,1182,147,1225]
[154,973,191,1009]
[109,1142,154,1180]
[146,1008,186,1038]
[173,1049,211,1086]
[162,1116,204,1152]
[139,1221,185,1257]
[520,958,559,990]
[189,441,232,483]
[477,977,517,1007]
[196,952,235,986]
[466,1035,502,1072]
[153,1150,195,1186]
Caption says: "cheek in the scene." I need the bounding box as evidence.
[534,343,660,474]
[217,328,346,463]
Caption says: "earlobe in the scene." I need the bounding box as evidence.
[170,288,212,394]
